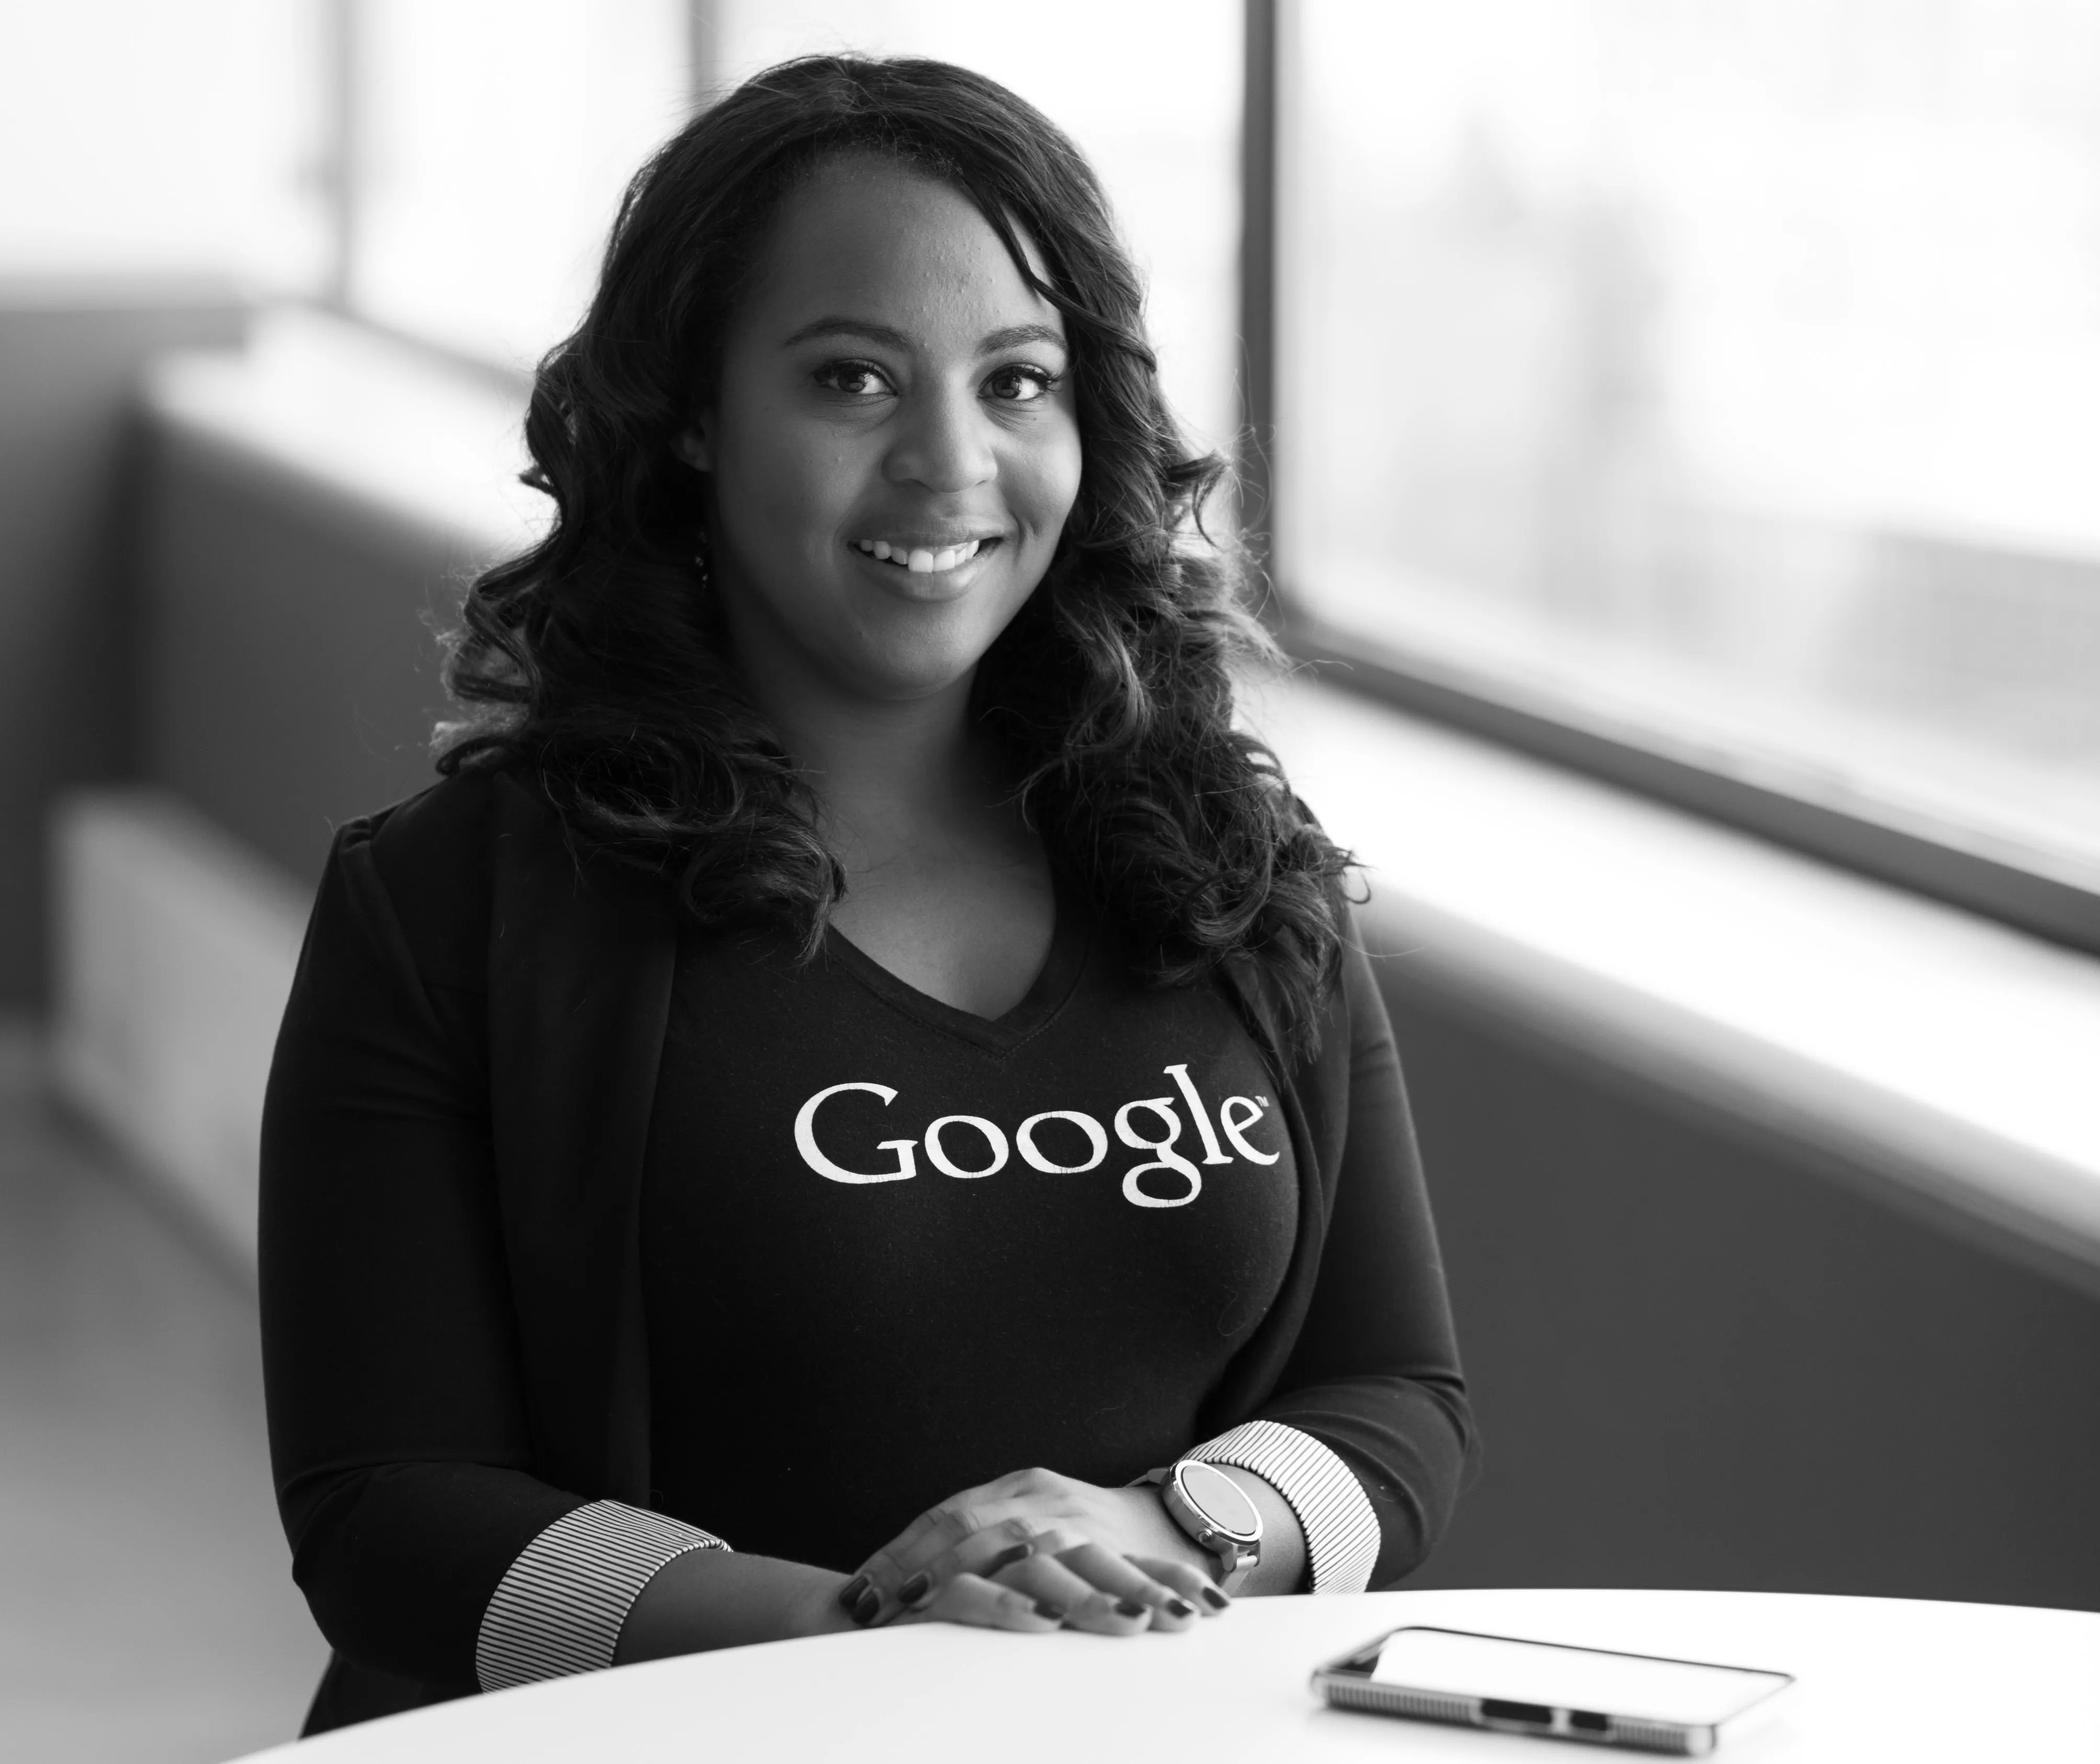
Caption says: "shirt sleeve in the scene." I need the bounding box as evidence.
[1227,930,1476,1590]
[475,1502,729,1690]
[1182,1418,1382,1593]
[262,783,736,1689]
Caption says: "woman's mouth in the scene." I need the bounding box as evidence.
[852,536,1001,575]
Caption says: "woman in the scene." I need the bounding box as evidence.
[260,54,1470,1735]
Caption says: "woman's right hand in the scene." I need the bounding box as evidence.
[878,1540,1207,1638]
[835,1467,1228,1637]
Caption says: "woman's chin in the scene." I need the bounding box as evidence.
[819,576,1034,700]
[827,627,1009,706]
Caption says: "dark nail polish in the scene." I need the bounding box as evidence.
[836,1573,871,1612]
[986,1542,1032,1573]
[1032,1600,1065,1621]
[1165,1597,1195,1618]
[1115,1599,1147,1619]
[898,1571,930,1606]
[851,1586,882,1627]
[1201,1585,1230,1611]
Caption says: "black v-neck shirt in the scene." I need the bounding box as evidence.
[640,898,1299,1572]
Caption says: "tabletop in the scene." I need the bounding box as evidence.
[231,1586,2099,1762]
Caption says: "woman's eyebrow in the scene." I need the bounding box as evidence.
[780,316,912,350]
[977,323,1067,356]
[778,317,1067,355]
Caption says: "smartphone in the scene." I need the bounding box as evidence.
[1310,1625,1794,1755]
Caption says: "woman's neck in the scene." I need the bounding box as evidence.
[723,615,1002,870]
[723,601,1055,1018]
[742,648,1056,1018]
[776,685,1000,869]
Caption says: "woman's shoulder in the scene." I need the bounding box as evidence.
[341,766,672,990]
[346,766,508,991]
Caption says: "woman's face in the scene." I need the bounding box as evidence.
[681,156,1083,711]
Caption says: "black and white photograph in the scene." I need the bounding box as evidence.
[1,3,2095,1759]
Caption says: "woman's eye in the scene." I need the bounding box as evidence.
[984,364,1059,404]
[815,361,891,398]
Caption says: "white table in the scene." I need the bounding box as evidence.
[233,1588,2098,1761]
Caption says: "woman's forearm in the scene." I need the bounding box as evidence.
[614,1468,1308,1668]
[612,1549,858,1664]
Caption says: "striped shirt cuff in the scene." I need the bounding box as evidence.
[475,1500,729,1692]
[1184,1419,1381,1594]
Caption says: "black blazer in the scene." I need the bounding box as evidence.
[260,768,1472,1732]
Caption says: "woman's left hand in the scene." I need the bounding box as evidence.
[839,1467,1230,1633]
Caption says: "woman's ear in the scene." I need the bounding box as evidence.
[671,422,712,473]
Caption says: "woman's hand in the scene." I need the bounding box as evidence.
[836,1467,1232,1637]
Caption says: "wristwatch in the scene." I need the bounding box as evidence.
[1144,1459,1262,1592]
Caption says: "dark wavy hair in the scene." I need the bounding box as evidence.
[439,54,1352,1060]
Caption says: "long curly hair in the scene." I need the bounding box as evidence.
[439,54,1352,1060]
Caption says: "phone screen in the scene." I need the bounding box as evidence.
[1371,1628,1790,1727]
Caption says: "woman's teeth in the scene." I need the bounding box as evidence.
[854,537,985,574]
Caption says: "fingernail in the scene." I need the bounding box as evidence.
[1032,1600,1065,1621]
[986,1542,1032,1573]
[836,1573,871,1612]
[898,1571,930,1606]
[1115,1599,1147,1619]
[850,1586,882,1627]
[1165,1596,1195,1618]
[1201,1586,1230,1610]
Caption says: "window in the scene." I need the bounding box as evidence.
[333,0,1241,443]
[0,0,326,290]
[347,0,690,371]
[38,1,2086,949]
[1273,0,2100,943]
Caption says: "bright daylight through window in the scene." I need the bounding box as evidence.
[348,0,691,369]
[231,0,2096,939]
[1276,0,2100,905]
[340,0,1241,460]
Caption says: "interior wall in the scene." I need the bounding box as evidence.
[1385,980,2100,1613]
[140,432,463,884]
[0,290,246,1005]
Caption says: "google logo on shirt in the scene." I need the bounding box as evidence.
[792,1063,1281,1209]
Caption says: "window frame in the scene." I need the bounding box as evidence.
[1240,0,2100,960]
[307,0,625,400]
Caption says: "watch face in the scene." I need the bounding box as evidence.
[1177,1460,1261,1543]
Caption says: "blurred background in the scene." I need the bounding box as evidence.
[2,3,2096,1759]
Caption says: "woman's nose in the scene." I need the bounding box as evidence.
[883,383,997,492]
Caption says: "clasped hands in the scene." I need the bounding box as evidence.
[832,1466,1231,1637]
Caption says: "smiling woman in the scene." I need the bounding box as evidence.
[672,165,1079,702]
[662,159,1082,1013]
[258,54,1471,1738]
